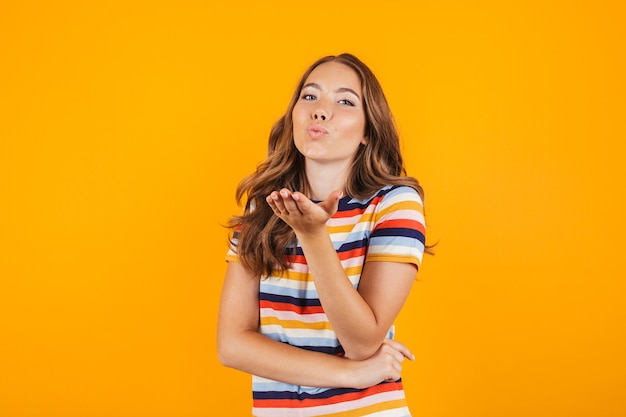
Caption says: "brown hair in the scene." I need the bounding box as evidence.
[229,53,426,277]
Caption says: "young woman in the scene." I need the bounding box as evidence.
[218,53,427,416]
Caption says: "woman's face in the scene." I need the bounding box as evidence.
[292,61,367,166]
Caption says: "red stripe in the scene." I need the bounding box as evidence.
[377,219,426,234]
[253,381,403,408]
[337,247,366,261]
[286,254,307,265]
[260,300,324,314]
[331,196,383,219]
[289,248,366,263]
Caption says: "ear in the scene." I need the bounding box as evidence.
[361,136,368,145]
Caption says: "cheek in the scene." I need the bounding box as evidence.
[292,105,307,124]
[344,115,366,136]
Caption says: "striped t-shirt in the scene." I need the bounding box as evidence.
[226,185,426,416]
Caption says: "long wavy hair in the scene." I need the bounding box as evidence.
[229,53,426,277]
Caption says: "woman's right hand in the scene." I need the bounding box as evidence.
[347,338,415,389]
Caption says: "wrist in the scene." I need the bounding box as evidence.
[295,227,331,245]
[337,357,358,388]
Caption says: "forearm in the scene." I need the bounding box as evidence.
[297,230,385,359]
[218,261,369,388]
[264,189,413,360]
[218,328,354,388]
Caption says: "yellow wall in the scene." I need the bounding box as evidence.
[1,1,624,416]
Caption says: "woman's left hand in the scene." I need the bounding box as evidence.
[266,188,343,235]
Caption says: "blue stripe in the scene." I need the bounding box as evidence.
[335,236,369,251]
[260,292,321,307]
[260,333,342,350]
[371,227,425,244]
[260,283,319,300]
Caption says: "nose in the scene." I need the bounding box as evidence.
[314,111,327,121]
[313,106,331,121]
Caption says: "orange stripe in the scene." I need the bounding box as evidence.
[315,398,408,417]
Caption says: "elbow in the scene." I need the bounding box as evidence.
[218,325,260,369]
[217,333,239,368]
[342,332,391,360]
[342,344,380,361]
[217,344,230,367]
[343,352,370,361]
[217,328,255,369]
[218,343,239,369]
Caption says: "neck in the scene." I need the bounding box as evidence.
[305,159,351,201]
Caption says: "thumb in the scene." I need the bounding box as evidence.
[318,190,343,215]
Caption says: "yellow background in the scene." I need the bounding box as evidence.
[1,1,625,416]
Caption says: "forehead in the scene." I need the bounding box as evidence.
[304,61,362,91]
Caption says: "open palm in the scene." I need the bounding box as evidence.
[266,188,343,235]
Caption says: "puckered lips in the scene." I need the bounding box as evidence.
[306,123,328,139]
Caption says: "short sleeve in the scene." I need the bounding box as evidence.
[365,186,426,269]
[225,229,241,263]
[226,201,258,263]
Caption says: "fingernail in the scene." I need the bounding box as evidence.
[292,193,300,201]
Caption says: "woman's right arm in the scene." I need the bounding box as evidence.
[217,261,412,389]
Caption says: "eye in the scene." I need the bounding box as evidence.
[338,99,355,106]
[301,94,316,101]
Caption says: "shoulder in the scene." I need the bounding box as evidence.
[378,185,421,200]
[365,186,427,265]
[349,185,421,204]
[372,185,423,212]
[337,185,423,217]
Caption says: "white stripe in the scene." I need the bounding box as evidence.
[333,215,375,227]
[368,243,423,259]
[261,308,327,323]
[327,232,352,242]
[376,208,424,224]
[327,216,375,227]
[379,189,422,207]
[364,406,411,417]
[261,279,315,292]
[342,255,366,268]
[260,325,337,339]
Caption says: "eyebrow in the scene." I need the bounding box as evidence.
[302,83,361,100]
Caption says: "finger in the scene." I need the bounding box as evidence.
[380,343,404,364]
[318,190,343,216]
[290,191,307,205]
[392,350,405,364]
[280,189,301,214]
[267,191,289,216]
[266,193,279,212]
[270,191,288,213]
[384,366,401,382]
[292,192,322,215]
[383,339,415,361]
